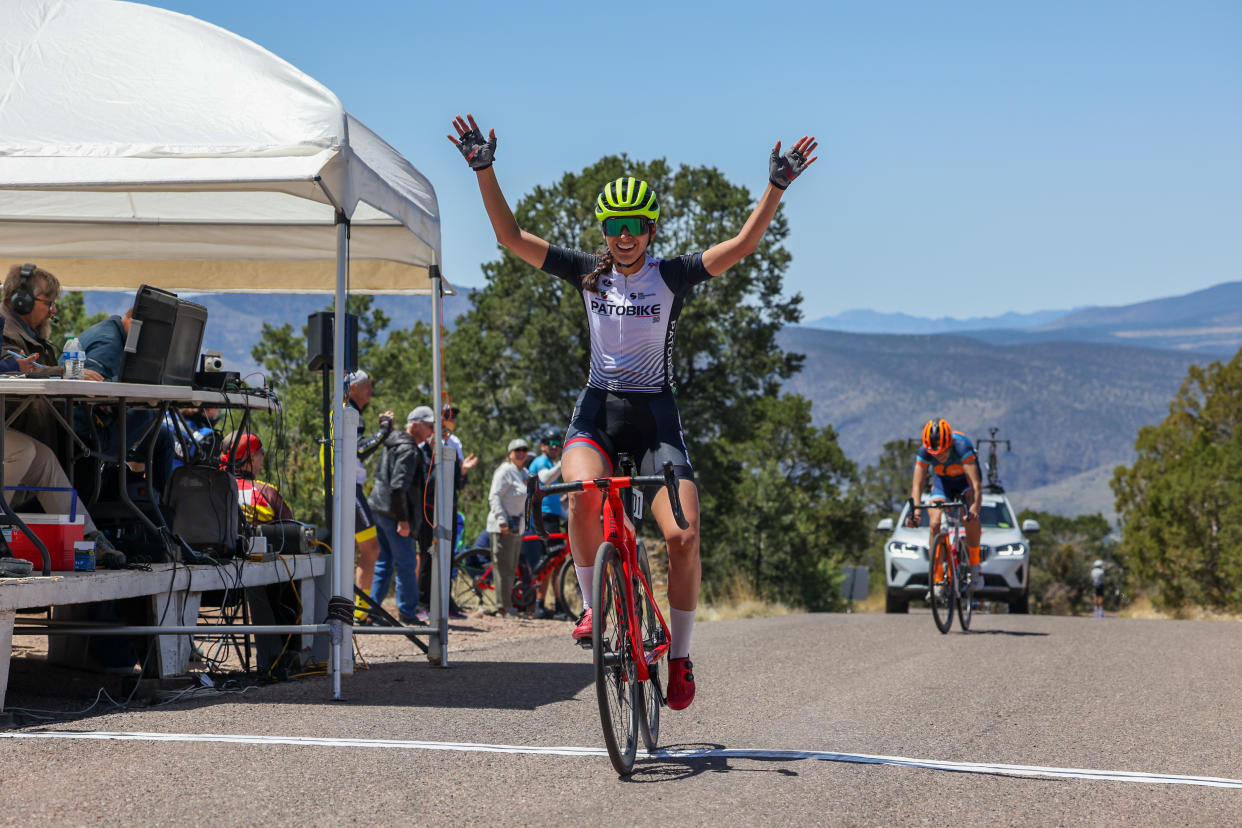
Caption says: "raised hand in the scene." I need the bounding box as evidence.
[769,135,819,190]
[447,113,497,171]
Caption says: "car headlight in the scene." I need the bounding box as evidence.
[994,543,1027,557]
[887,542,926,560]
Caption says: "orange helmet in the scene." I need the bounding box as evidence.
[922,418,953,453]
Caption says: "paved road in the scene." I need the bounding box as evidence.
[3,611,1242,825]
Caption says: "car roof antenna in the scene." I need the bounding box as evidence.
[977,427,1010,494]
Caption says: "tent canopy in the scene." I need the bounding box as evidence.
[0,0,445,294]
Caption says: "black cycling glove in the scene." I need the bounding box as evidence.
[769,146,810,190]
[456,127,496,171]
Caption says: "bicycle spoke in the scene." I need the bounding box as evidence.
[450,549,497,614]
[635,543,663,751]
[593,542,637,775]
[930,536,954,634]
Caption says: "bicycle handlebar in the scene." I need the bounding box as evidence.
[906,498,975,524]
[907,499,967,512]
[524,461,690,540]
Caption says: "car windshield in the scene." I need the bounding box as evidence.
[980,501,1016,528]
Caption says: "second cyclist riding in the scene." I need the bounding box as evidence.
[909,499,976,633]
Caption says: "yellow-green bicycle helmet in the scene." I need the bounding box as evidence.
[595,177,660,223]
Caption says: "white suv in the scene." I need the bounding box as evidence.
[876,491,1040,614]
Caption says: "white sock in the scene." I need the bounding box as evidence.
[670,607,696,660]
[575,565,594,610]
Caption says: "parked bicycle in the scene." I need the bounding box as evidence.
[909,499,975,634]
[449,532,580,617]
[526,460,687,776]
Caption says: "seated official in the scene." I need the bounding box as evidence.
[2,263,105,452]
[0,325,123,566]
[4,428,124,567]
[223,432,291,524]
[74,305,175,497]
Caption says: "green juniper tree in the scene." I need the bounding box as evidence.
[1112,349,1242,611]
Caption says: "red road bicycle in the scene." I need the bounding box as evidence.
[449,532,580,617]
[909,499,974,634]
[526,460,688,776]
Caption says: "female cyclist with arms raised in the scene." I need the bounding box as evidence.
[449,114,816,709]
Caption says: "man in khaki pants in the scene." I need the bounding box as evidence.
[485,438,530,617]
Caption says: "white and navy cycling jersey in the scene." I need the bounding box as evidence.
[540,245,712,393]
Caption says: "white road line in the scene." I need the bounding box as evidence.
[4,730,1241,789]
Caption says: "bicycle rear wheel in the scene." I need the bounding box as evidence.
[634,541,663,751]
[450,548,496,614]
[957,539,974,632]
[929,535,954,634]
[593,541,638,776]
[556,557,584,618]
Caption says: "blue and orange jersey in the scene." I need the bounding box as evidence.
[915,431,977,482]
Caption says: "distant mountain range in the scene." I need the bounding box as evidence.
[74,280,1236,519]
[806,308,1074,335]
[809,281,1242,356]
[777,327,1205,516]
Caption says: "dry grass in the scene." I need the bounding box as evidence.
[643,539,794,621]
[1117,594,1242,622]
[696,572,795,621]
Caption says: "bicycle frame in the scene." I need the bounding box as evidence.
[597,483,668,683]
[526,462,687,683]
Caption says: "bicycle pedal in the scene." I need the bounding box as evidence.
[576,638,592,650]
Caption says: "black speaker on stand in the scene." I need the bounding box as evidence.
[306,311,358,374]
[307,311,359,535]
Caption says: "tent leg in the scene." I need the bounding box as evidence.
[428,265,449,667]
[330,213,354,697]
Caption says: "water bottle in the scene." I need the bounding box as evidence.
[62,334,85,380]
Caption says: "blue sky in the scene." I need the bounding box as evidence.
[145,1,1240,322]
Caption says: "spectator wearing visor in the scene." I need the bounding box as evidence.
[450,113,817,709]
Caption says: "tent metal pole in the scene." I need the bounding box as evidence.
[330,212,351,699]
[428,264,449,667]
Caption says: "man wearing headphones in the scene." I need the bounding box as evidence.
[2,264,106,450]
[2,263,61,372]
[0,265,123,566]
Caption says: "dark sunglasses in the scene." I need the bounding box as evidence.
[601,216,652,237]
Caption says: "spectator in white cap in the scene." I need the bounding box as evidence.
[321,367,394,621]
[484,438,531,617]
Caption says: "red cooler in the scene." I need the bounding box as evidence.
[4,514,85,571]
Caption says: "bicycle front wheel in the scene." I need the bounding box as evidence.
[450,548,496,614]
[593,541,638,776]
[929,535,954,634]
[957,541,974,632]
[634,540,663,751]
[556,557,584,619]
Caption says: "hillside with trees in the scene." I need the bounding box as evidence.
[778,327,1204,497]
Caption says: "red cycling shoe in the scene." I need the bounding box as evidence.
[667,657,695,710]
[572,608,595,644]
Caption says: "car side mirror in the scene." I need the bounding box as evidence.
[1021,519,1041,535]
[875,517,894,532]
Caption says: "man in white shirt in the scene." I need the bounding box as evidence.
[485,438,531,617]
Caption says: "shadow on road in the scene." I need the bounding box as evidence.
[2,656,594,727]
[626,743,801,783]
[351,658,593,710]
[966,629,1049,637]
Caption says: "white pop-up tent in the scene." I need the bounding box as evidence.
[0,0,457,688]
